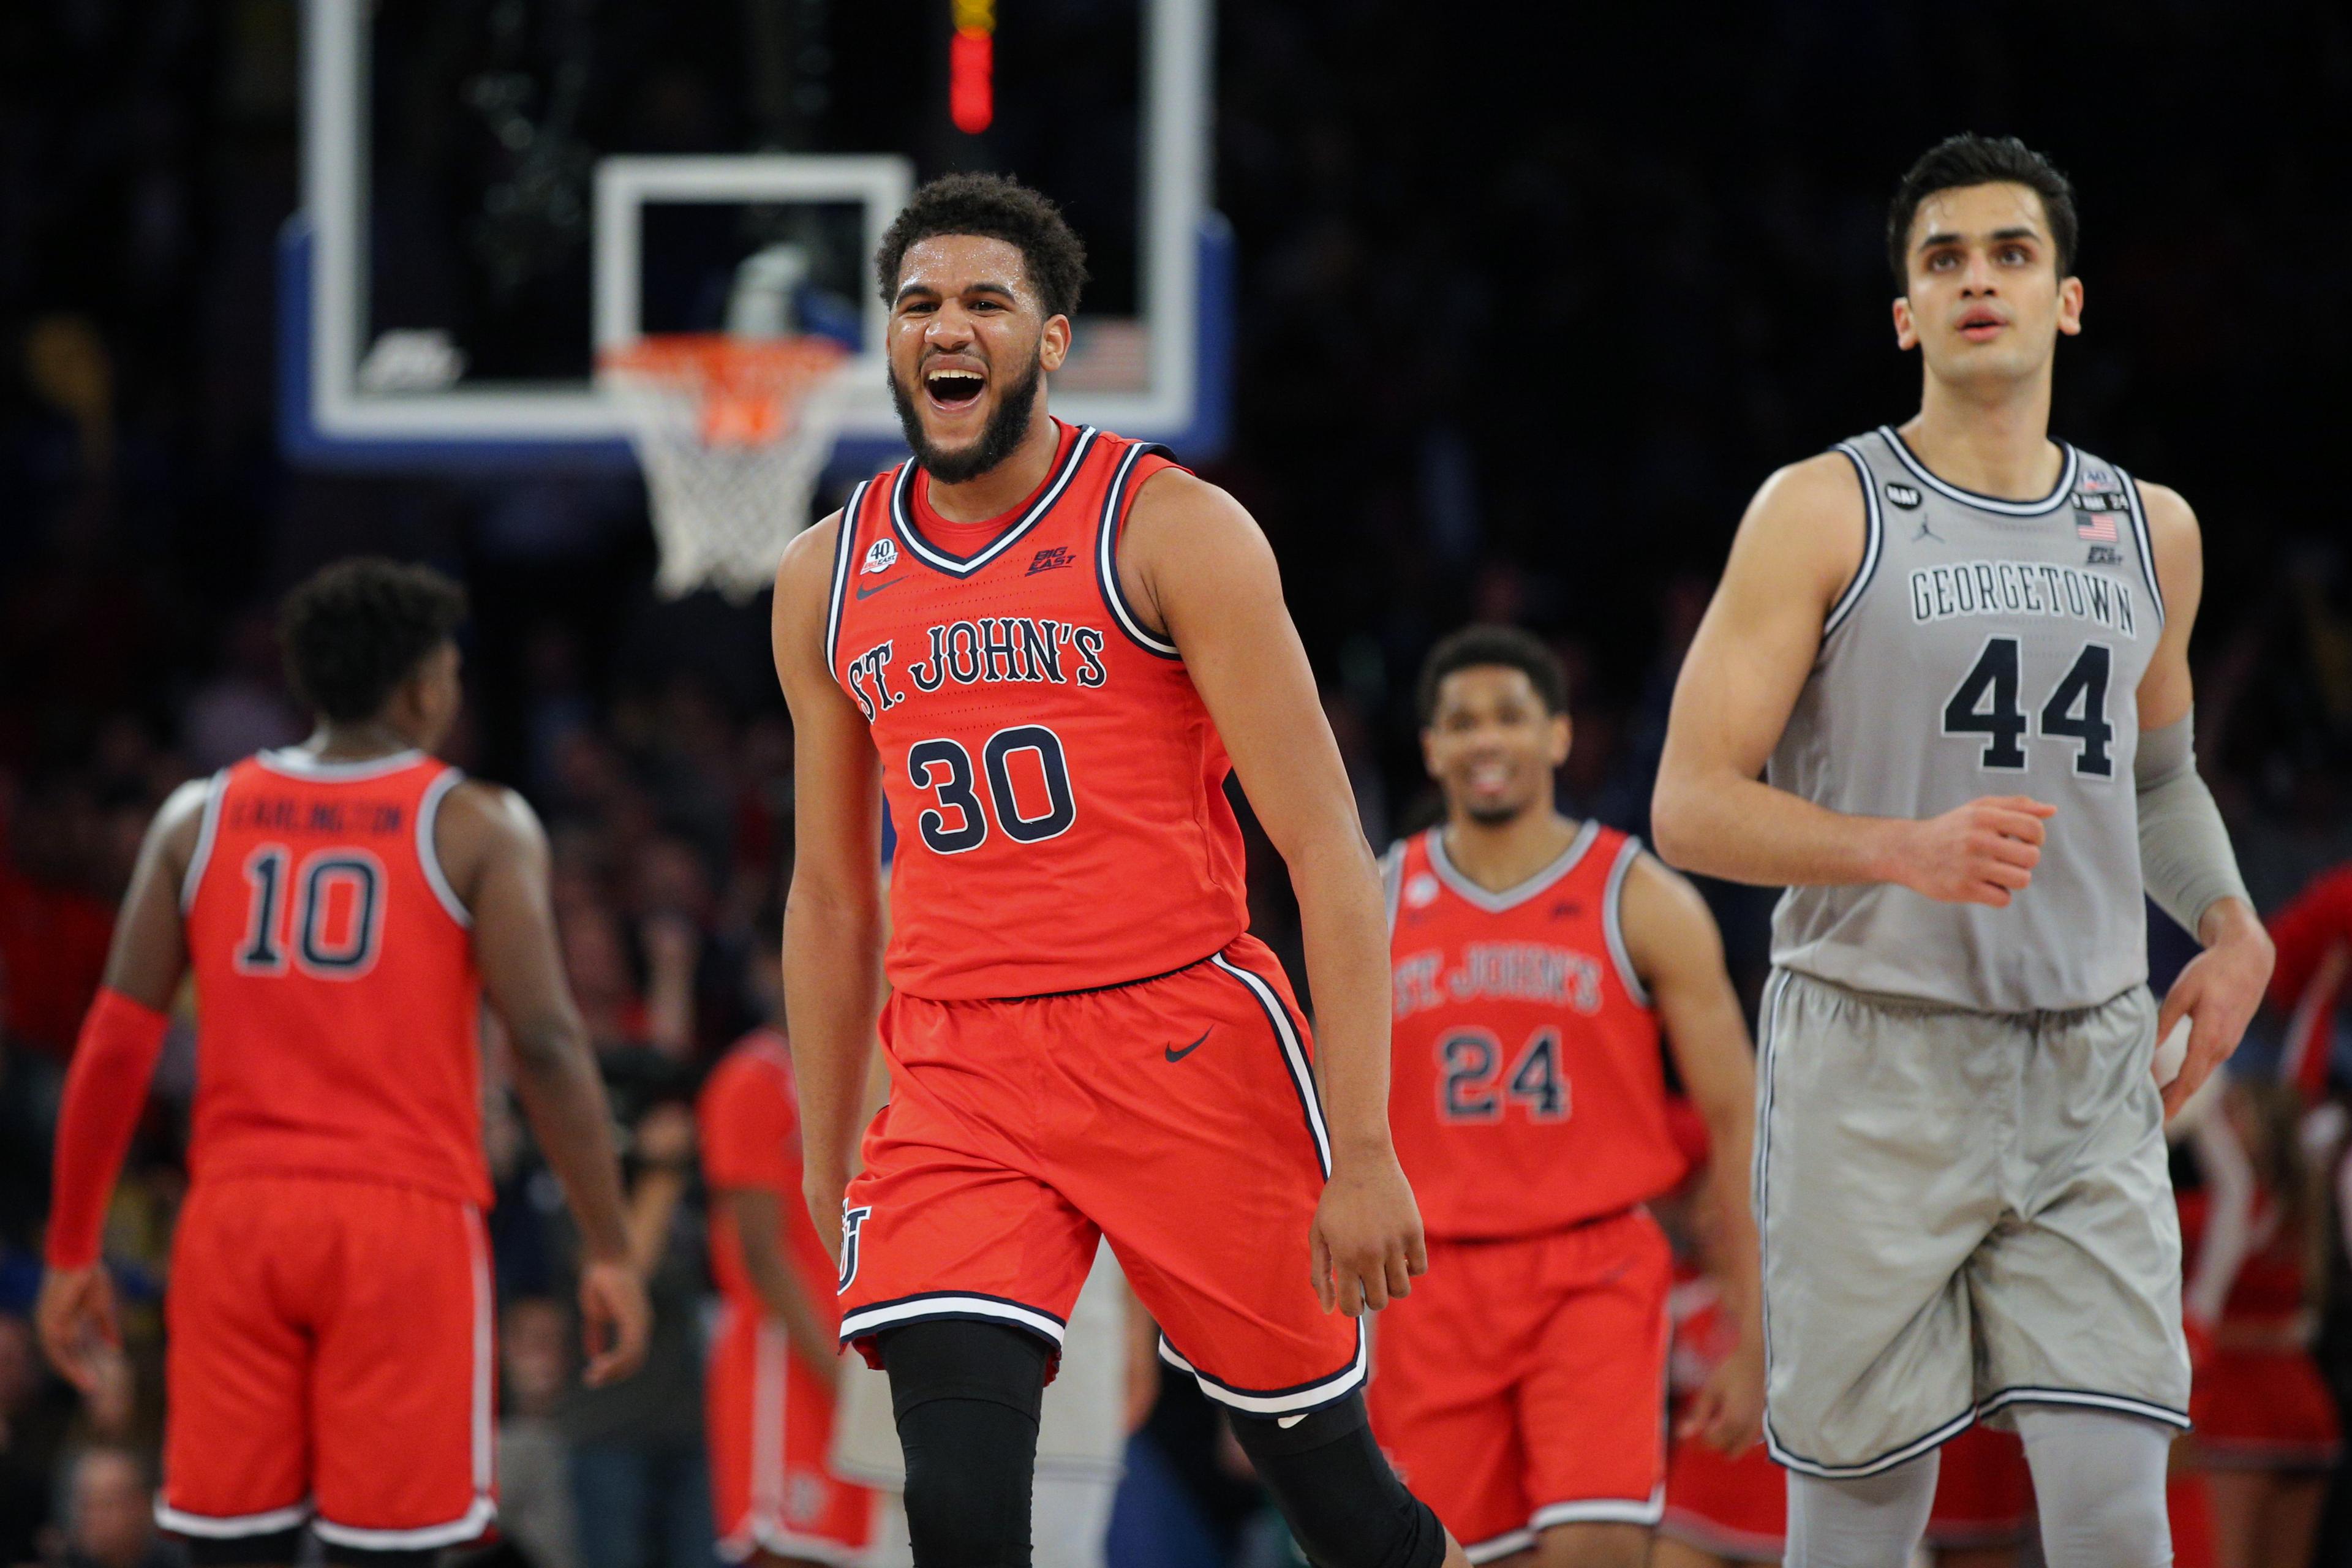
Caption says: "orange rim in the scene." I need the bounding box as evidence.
[601,334,850,448]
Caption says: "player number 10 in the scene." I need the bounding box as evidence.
[235,845,386,979]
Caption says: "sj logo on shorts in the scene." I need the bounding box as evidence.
[838,1205,873,1293]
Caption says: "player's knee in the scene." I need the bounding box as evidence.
[2038,1480,2168,1568]
[2015,1407,2171,1568]
[881,1320,1052,1567]
[1227,1394,1447,1568]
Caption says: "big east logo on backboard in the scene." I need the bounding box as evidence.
[862,539,899,574]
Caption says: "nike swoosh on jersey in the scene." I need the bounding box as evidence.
[1164,1029,1211,1063]
[854,576,905,600]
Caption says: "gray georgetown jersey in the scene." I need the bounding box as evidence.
[1768,426,2165,1012]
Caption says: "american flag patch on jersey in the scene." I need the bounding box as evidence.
[2076,510,2119,542]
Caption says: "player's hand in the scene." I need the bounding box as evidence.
[81,1341,137,1436]
[805,1174,850,1267]
[35,1264,120,1395]
[1310,1148,1428,1317]
[1887,796,2056,907]
[578,1256,652,1387]
[2157,901,2274,1120]
[1678,1342,1765,1455]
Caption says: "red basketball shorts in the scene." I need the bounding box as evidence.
[159,1174,492,1551]
[1925,1423,2033,1550]
[1368,1207,1672,1559]
[2190,1345,2343,1471]
[839,934,1362,1415]
[707,1302,872,1563]
[1660,1432,1785,1563]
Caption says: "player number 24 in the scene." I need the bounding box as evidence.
[1942,638,2114,777]
[1439,1027,1569,1123]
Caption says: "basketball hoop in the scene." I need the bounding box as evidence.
[600,334,855,601]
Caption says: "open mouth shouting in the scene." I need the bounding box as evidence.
[922,356,989,413]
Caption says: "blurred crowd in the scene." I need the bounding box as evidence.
[6,1,2352,1566]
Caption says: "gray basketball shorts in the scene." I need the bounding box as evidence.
[1754,967,2190,1478]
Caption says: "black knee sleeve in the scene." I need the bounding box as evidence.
[880,1319,1054,1567]
[1228,1393,1447,1568]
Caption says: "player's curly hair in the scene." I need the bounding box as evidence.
[1416,625,1569,725]
[1887,134,2078,288]
[279,558,469,723]
[874,172,1090,318]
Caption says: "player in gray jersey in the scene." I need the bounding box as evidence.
[1653,135,2275,1568]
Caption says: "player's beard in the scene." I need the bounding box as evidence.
[888,349,1045,485]
[1462,797,1536,827]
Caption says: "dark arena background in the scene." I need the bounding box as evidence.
[4,2,2352,1566]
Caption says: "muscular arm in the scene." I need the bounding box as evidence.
[1652,456,2052,904]
[99,780,205,1007]
[772,515,888,1261]
[1621,854,1763,1452]
[2135,484,2274,1115]
[439,782,648,1383]
[717,1186,839,1370]
[1123,470,1425,1316]
[37,782,206,1387]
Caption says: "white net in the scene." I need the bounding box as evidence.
[601,334,855,601]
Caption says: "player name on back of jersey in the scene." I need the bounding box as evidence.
[840,616,1110,720]
[1393,941,1607,1020]
[1908,559,2141,637]
[227,794,409,835]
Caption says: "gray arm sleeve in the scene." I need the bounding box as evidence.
[2136,709,2251,937]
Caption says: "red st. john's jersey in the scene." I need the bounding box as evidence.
[699,1029,837,1319]
[1385,822,1687,1239]
[180,748,488,1205]
[827,421,1250,1000]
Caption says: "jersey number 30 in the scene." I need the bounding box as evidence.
[1942,637,2114,777]
[907,725,1077,854]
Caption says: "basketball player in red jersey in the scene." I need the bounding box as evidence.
[701,943,874,1566]
[36,560,649,1564]
[772,173,1465,1567]
[1371,627,1763,1568]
